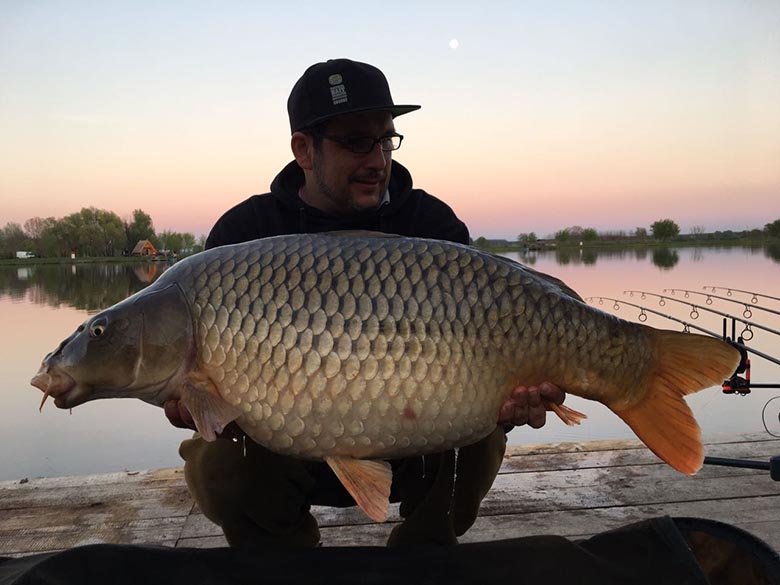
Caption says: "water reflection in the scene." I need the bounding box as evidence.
[651,247,680,269]
[3,246,779,480]
[515,244,777,268]
[0,262,167,313]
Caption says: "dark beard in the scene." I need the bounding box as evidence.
[313,161,383,215]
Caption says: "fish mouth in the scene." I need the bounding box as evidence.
[31,369,77,411]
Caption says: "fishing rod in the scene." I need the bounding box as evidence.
[703,286,780,305]
[588,296,720,335]
[623,290,780,341]
[614,293,780,368]
[662,288,780,319]
[589,294,780,480]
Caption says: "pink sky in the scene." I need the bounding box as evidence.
[2,2,778,239]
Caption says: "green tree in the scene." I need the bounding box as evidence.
[581,228,599,242]
[765,219,780,238]
[517,232,538,247]
[191,234,208,254]
[651,219,680,241]
[473,236,489,249]
[62,207,126,257]
[634,227,648,240]
[24,217,58,257]
[554,229,571,243]
[0,223,29,258]
[40,219,68,257]
[181,232,196,253]
[158,230,186,254]
[125,209,157,252]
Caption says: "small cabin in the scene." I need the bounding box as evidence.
[131,240,157,257]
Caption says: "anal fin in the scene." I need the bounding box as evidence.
[325,456,392,522]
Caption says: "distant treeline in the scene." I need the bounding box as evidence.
[3,211,779,260]
[0,208,206,259]
[474,218,780,250]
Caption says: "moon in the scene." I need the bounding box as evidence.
[449,38,460,49]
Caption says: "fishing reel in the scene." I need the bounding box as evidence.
[721,337,751,395]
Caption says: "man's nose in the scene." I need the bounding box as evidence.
[363,142,388,169]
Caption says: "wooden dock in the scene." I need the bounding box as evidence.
[1,433,779,556]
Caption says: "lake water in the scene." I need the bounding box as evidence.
[2,246,779,481]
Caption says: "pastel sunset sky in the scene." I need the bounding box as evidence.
[2,0,778,239]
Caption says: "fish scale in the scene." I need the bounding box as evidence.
[163,234,525,459]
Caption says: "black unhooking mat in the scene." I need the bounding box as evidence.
[1,517,778,585]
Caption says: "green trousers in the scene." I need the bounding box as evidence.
[180,427,507,548]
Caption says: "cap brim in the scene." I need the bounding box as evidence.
[296,104,421,132]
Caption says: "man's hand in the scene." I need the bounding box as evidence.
[497,382,565,428]
[164,399,196,430]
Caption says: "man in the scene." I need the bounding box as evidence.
[164,58,565,548]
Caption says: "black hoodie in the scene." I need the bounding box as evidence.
[205,160,469,249]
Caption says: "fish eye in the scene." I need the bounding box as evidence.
[89,320,108,338]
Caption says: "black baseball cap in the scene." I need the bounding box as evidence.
[287,58,421,133]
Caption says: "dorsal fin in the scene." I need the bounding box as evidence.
[323,230,400,238]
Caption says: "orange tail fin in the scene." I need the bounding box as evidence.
[614,330,740,475]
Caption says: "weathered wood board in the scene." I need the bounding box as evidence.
[2,433,778,556]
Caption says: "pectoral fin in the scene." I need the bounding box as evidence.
[180,373,242,441]
[325,456,392,522]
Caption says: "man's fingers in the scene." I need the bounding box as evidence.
[177,401,195,428]
[526,403,547,429]
[539,381,565,405]
[499,383,567,427]
[163,399,197,431]
[526,385,542,408]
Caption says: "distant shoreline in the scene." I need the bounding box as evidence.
[4,237,778,266]
[0,256,176,267]
[476,237,777,253]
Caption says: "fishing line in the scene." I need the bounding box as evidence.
[704,286,780,305]
[663,288,780,318]
[623,290,780,340]
[761,396,780,439]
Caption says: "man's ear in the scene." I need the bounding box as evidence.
[291,132,314,170]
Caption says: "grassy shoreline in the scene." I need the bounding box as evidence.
[3,238,777,265]
[480,237,776,253]
[0,256,174,267]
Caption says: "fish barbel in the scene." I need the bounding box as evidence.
[31,233,740,521]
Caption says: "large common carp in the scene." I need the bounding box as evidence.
[32,233,739,521]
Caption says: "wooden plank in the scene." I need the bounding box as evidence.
[504,432,777,457]
[298,464,777,530]
[461,495,780,543]
[2,435,777,558]
[0,482,192,518]
[0,468,184,492]
[0,517,186,556]
[501,438,780,473]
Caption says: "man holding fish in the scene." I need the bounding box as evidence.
[163,58,566,548]
[31,58,775,582]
